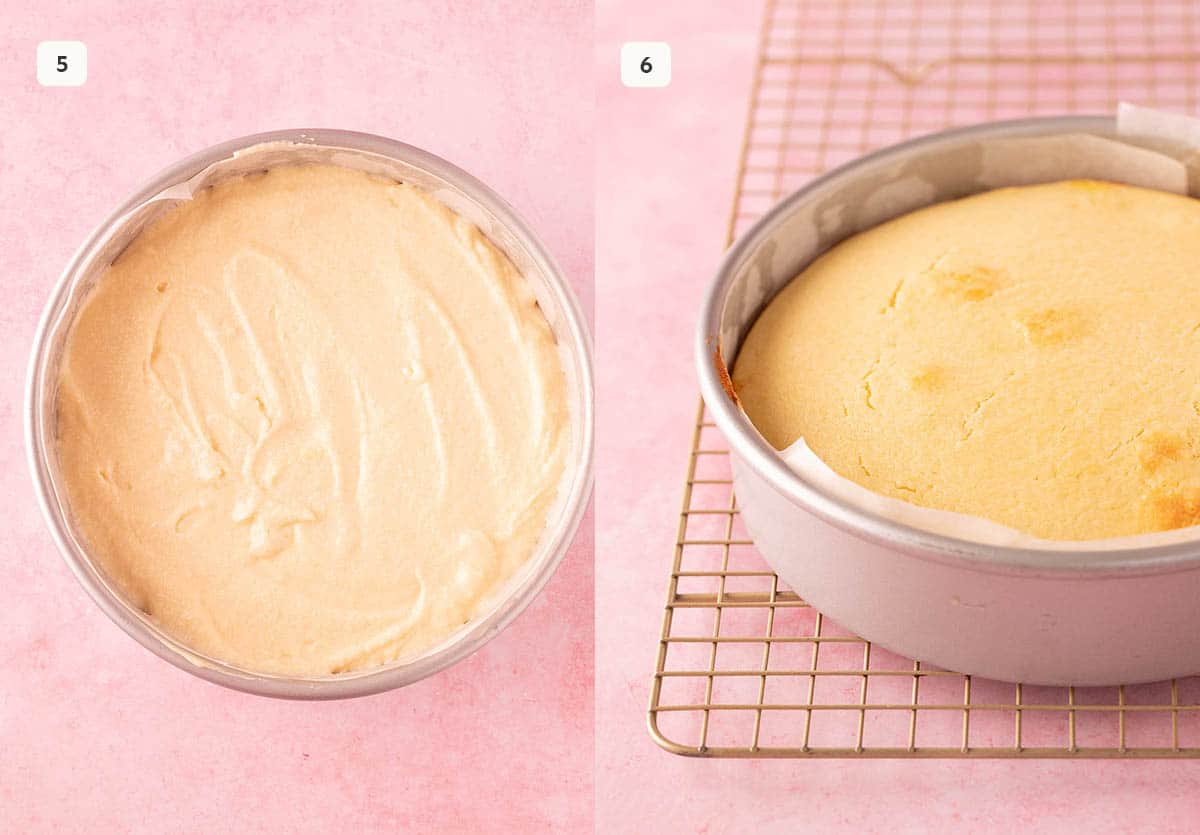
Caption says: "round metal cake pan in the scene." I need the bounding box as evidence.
[27,129,594,699]
[698,115,1200,686]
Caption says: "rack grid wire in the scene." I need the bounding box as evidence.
[648,0,1200,758]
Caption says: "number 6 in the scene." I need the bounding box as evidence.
[640,57,652,73]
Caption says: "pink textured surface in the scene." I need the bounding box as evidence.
[1,2,592,832]
[596,1,1200,832]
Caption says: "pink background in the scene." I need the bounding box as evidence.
[1,2,592,832]
[11,0,1200,831]
[596,2,1200,833]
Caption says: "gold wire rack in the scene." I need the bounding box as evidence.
[649,0,1200,758]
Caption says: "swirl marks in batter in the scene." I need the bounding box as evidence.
[56,164,568,674]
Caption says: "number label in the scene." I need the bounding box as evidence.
[37,41,87,87]
[622,42,671,88]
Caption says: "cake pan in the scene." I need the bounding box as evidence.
[698,115,1200,686]
[27,129,594,699]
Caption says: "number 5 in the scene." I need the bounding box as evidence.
[56,55,67,72]
[640,57,652,73]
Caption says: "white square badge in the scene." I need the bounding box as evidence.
[621,42,671,88]
[37,41,87,87]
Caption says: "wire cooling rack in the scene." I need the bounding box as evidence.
[649,0,1200,758]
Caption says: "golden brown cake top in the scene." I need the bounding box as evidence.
[733,180,1200,541]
